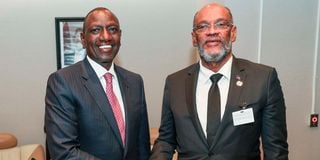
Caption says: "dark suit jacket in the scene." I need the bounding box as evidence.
[45,58,150,160]
[150,57,288,160]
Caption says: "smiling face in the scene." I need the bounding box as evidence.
[81,8,121,69]
[192,3,237,63]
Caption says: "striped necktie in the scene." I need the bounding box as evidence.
[104,73,125,145]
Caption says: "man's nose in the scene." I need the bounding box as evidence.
[206,24,220,34]
[100,28,112,40]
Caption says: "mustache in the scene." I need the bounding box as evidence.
[200,36,227,46]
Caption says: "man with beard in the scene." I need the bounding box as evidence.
[150,3,288,160]
[45,7,150,160]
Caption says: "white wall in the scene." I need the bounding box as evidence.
[261,0,320,159]
[0,0,319,159]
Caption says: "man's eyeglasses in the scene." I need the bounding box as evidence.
[193,21,233,34]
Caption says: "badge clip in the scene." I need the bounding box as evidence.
[239,102,248,110]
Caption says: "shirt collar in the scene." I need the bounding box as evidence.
[199,56,233,83]
[87,55,117,79]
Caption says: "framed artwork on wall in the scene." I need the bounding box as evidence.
[55,17,85,69]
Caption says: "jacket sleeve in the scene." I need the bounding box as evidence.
[261,69,289,160]
[45,72,101,160]
[150,77,177,160]
[137,76,151,160]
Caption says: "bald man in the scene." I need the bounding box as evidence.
[45,7,150,160]
[150,3,288,160]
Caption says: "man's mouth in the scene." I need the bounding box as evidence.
[205,40,221,46]
[98,45,112,52]
[99,45,112,49]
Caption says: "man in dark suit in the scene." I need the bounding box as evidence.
[45,7,150,160]
[150,3,288,160]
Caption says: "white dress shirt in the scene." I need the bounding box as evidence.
[87,56,126,122]
[196,56,232,137]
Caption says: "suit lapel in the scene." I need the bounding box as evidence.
[225,58,247,109]
[211,57,248,149]
[81,59,124,148]
[185,64,208,146]
[114,65,130,155]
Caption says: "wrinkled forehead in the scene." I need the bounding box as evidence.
[194,4,233,24]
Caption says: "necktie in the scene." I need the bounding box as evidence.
[104,73,126,145]
[207,73,223,147]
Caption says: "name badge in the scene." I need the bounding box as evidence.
[232,108,254,126]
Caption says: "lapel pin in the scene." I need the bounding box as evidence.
[236,75,243,87]
[236,80,243,87]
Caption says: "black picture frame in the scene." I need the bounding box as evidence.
[55,17,85,69]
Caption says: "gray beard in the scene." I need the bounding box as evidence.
[198,39,232,63]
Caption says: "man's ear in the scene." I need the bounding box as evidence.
[231,25,237,42]
[80,32,86,48]
[191,32,198,47]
